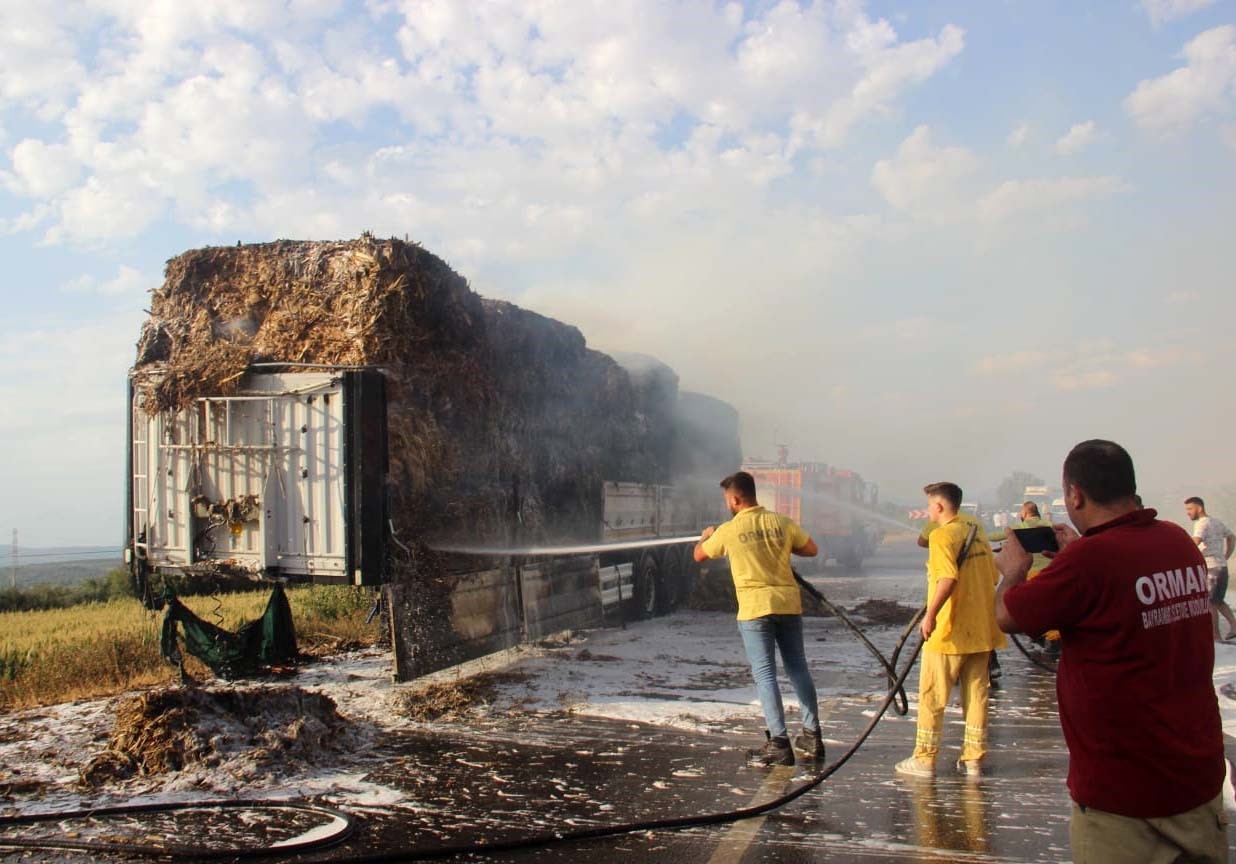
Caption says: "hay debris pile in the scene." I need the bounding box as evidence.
[80,686,351,787]
[133,237,678,551]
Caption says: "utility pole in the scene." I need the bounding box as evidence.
[10,529,16,590]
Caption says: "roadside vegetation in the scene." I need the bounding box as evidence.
[0,581,383,710]
[0,566,136,613]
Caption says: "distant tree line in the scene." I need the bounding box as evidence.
[0,566,135,613]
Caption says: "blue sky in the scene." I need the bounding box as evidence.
[1,0,1235,545]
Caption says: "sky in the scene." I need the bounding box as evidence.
[2,0,1235,546]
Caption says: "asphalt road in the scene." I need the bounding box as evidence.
[7,538,1231,863]
[311,538,1080,863]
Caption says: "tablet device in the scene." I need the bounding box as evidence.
[1012,526,1058,555]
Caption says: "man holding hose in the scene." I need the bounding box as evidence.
[694,470,823,767]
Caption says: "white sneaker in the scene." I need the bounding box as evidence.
[956,759,982,778]
[894,757,935,778]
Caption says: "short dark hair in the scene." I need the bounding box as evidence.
[1063,440,1136,505]
[923,482,963,511]
[1022,502,1040,517]
[1185,496,1205,508]
[720,471,757,500]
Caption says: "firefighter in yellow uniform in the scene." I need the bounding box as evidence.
[919,511,1006,686]
[897,483,1007,778]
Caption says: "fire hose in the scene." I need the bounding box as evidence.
[1008,632,1060,674]
[0,560,935,861]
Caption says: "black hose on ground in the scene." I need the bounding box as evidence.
[0,585,927,862]
[792,571,919,716]
[1008,632,1060,674]
[0,800,357,859]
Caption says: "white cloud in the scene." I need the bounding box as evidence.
[1141,0,1217,25]
[1125,348,1199,369]
[0,2,966,250]
[1125,25,1236,134]
[1054,369,1118,392]
[1007,123,1030,148]
[792,21,965,149]
[2,139,83,197]
[973,351,1050,374]
[871,125,977,214]
[975,341,1199,396]
[1054,120,1098,156]
[60,265,150,297]
[977,176,1126,224]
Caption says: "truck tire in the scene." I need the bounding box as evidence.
[678,547,700,599]
[633,551,660,620]
[837,541,864,569]
[657,546,685,614]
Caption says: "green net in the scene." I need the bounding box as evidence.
[160,585,298,678]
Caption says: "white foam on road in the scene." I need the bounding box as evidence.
[0,608,906,816]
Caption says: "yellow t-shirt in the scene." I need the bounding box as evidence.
[700,505,811,621]
[921,513,1003,544]
[925,516,1007,655]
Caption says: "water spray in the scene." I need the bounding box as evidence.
[430,534,700,557]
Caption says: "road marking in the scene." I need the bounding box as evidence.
[705,704,833,864]
[705,763,795,864]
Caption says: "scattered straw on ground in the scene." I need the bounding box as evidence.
[80,685,351,787]
[847,598,920,626]
[395,671,530,723]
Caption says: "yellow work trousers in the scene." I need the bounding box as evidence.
[912,649,990,764]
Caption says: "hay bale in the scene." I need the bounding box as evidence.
[133,237,676,552]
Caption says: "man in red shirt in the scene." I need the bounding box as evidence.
[994,440,1227,863]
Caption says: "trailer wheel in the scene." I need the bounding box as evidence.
[657,547,684,614]
[634,551,659,619]
[837,541,864,570]
[678,547,700,599]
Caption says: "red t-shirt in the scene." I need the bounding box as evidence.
[1004,508,1223,818]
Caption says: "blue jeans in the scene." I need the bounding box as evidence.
[738,614,819,739]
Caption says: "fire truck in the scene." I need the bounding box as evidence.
[742,447,882,568]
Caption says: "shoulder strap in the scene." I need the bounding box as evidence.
[955,523,979,569]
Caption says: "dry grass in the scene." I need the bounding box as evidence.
[0,585,382,710]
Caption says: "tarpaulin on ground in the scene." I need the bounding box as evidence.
[160,585,297,678]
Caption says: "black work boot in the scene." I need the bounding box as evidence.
[793,727,825,761]
[746,731,795,767]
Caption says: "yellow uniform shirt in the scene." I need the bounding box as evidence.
[921,513,1003,544]
[700,505,811,621]
[925,516,1007,655]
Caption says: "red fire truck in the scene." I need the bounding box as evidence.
[742,447,882,569]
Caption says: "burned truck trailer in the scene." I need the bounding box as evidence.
[125,237,741,680]
[126,368,389,595]
[127,366,726,677]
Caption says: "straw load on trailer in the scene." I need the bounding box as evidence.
[133,236,671,553]
[128,236,737,678]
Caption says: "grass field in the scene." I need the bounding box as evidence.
[0,585,383,710]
